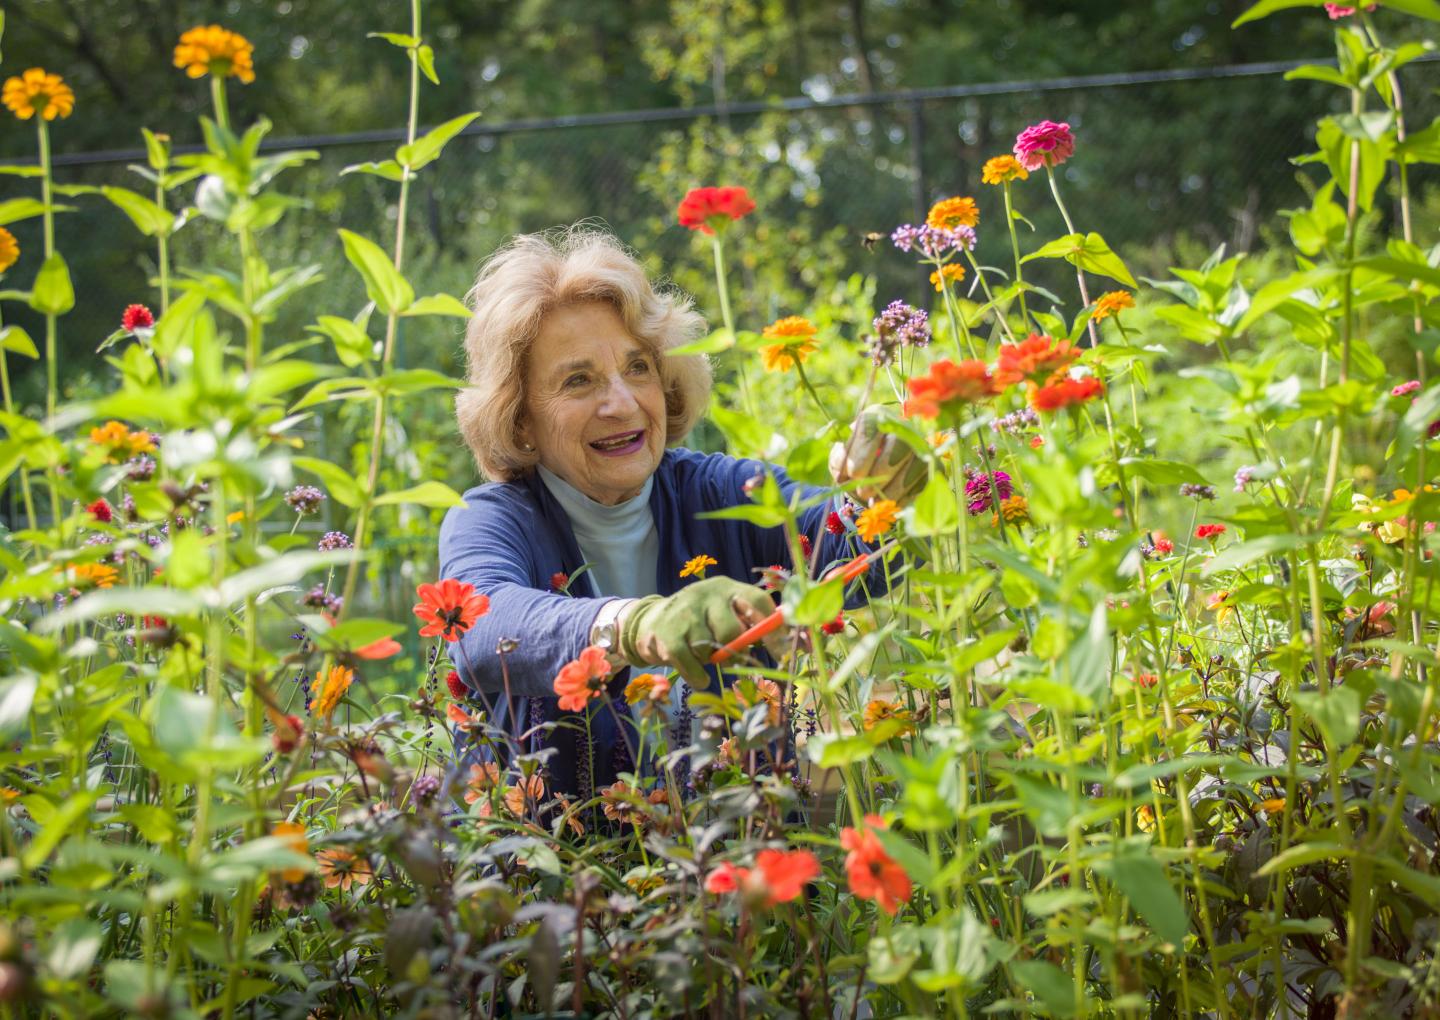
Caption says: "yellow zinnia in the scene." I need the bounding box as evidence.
[0,228,18,274]
[856,500,899,542]
[68,563,118,590]
[981,155,1029,185]
[1092,290,1135,321]
[174,25,257,84]
[862,698,915,736]
[929,263,965,292]
[2,69,75,121]
[272,821,310,883]
[926,196,979,230]
[760,316,819,374]
[679,554,717,579]
[312,665,354,718]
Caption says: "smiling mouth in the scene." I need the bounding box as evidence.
[589,429,645,454]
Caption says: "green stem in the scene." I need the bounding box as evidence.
[1001,180,1030,329]
[1045,166,1100,350]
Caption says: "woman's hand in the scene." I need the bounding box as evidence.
[829,405,928,505]
[617,577,782,688]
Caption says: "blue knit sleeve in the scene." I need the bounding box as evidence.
[438,492,609,698]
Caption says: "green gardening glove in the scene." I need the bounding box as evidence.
[618,576,779,689]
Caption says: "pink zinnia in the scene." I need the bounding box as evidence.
[1392,380,1421,398]
[1013,121,1075,172]
[1324,3,1376,18]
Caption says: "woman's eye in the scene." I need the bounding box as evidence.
[564,374,588,389]
[628,359,651,375]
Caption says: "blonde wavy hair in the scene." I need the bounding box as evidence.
[456,227,712,482]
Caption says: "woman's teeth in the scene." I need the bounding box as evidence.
[591,431,642,451]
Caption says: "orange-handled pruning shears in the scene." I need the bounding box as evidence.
[709,541,898,665]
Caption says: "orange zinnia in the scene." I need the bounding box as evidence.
[272,821,310,883]
[553,644,612,712]
[902,359,998,419]
[926,196,979,230]
[464,763,500,805]
[840,815,912,915]
[413,578,490,641]
[993,333,1080,388]
[503,773,546,816]
[855,500,899,543]
[1030,375,1104,412]
[1092,290,1135,321]
[754,848,820,905]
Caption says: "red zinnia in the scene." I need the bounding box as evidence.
[825,511,845,536]
[1030,376,1103,412]
[677,186,756,235]
[798,534,812,560]
[445,670,467,699]
[413,578,490,641]
[1195,524,1226,541]
[903,359,998,419]
[821,613,846,636]
[705,861,749,895]
[87,498,113,523]
[993,333,1080,388]
[121,303,154,331]
[553,644,612,712]
[840,815,912,915]
[550,571,569,593]
[1154,537,1174,555]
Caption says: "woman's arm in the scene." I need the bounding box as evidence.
[439,498,612,697]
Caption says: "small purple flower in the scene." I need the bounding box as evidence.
[125,455,156,482]
[874,300,932,347]
[285,485,327,516]
[891,223,976,259]
[1180,483,1216,500]
[302,584,343,613]
[411,774,441,804]
[318,531,352,551]
[991,408,1040,435]
[890,224,923,253]
[964,470,1013,515]
[1234,465,1259,493]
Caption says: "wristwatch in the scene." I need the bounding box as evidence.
[589,598,634,663]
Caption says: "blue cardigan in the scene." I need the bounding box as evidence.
[438,446,884,795]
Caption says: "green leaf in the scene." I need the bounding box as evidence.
[307,315,373,368]
[867,926,923,985]
[397,112,479,172]
[791,578,843,627]
[0,165,43,178]
[315,618,404,652]
[1202,534,1313,576]
[292,456,365,508]
[100,186,174,237]
[340,160,407,182]
[669,327,734,356]
[0,197,50,226]
[1010,775,1073,839]
[807,732,875,767]
[0,674,36,741]
[1380,0,1440,20]
[216,551,356,607]
[401,293,472,318]
[1115,457,1209,487]
[417,44,439,85]
[1009,960,1077,1017]
[47,920,102,980]
[1232,0,1325,27]
[30,252,73,316]
[23,791,99,869]
[373,480,467,508]
[367,31,420,47]
[150,289,207,360]
[906,473,959,536]
[1023,232,1137,287]
[374,367,463,396]
[1358,254,1440,291]
[338,229,413,315]
[37,588,204,633]
[1093,851,1190,946]
[1293,687,1362,749]
[0,325,37,358]
[709,403,774,457]
[1255,840,1351,877]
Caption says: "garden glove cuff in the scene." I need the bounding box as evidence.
[830,404,928,506]
[617,576,779,689]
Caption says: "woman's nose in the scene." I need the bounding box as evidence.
[597,374,640,416]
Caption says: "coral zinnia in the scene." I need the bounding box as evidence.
[926,196,979,231]
[1092,290,1135,321]
[0,228,18,274]
[841,815,911,915]
[1195,523,1226,541]
[677,185,756,235]
[174,25,257,84]
[903,359,998,419]
[553,644,612,712]
[2,69,75,121]
[982,154,1030,185]
[993,333,1080,388]
[1014,120,1075,172]
[413,578,490,641]
[856,500,900,543]
[121,304,155,331]
[312,665,353,718]
[316,848,372,891]
[1030,376,1103,412]
[705,849,819,907]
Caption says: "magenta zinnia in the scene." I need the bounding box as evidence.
[964,470,1013,516]
[1014,120,1075,172]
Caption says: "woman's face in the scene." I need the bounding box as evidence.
[519,301,668,505]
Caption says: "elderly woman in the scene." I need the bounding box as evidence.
[440,227,920,796]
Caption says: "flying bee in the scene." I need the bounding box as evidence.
[859,231,885,252]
